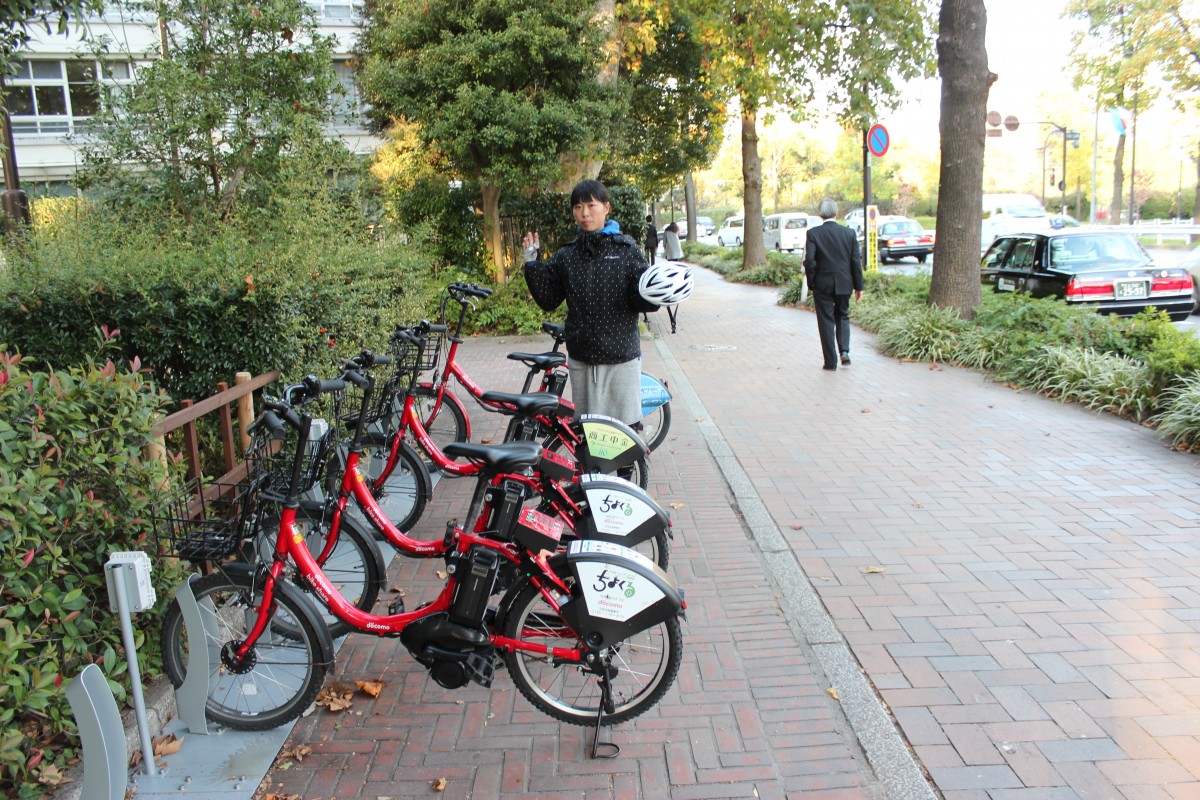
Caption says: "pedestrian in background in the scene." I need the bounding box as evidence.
[645,214,659,265]
[521,179,659,424]
[802,199,863,371]
[662,221,684,261]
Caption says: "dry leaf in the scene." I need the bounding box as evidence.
[264,794,303,800]
[826,687,841,701]
[862,565,886,574]
[789,524,803,530]
[36,763,66,786]
[436,570,448,579]
[432,777,448,791]
[355,680,384,698]
[281,744,312,762]
[912,501,923,508]
[153,734,184,757]
[860,408,871,414]
[669,502,685,509]
[316,681,355,712]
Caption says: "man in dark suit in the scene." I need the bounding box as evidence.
[803,199,864,371]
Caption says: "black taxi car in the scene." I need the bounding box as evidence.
[980,230,1193,321]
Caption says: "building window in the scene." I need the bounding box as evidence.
[331,59,365,126]
[5,58,136,136]
[305,0,357,24]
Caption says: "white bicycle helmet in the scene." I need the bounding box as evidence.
[638,262,694,306]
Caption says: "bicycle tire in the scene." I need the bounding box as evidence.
[542,432,650,491]
[160,571,328,731]
[359,436,432,532]
[247,502,385,640]
[416,386,470,463]
[501,568,682,726]
[639,401,672,452]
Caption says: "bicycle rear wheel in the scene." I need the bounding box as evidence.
[639,401,671,452]
[501,570,682,726]
[160,571,327,731]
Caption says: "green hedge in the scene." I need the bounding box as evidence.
[0,348,187,797]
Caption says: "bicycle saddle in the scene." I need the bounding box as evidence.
[506,351,566,370]
[479,391,563,417]
[441,441,542,473]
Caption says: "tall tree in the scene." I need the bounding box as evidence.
[77,0,338,221]
[928,0,993,317]
[358,0,622,280]
[694,0,933,270]
[1065,0,1158,223]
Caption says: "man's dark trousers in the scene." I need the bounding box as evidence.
[813,292,851,369]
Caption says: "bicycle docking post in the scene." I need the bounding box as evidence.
[173,574,216,735]
[103,553,159,776]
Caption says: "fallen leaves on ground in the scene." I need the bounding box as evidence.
[669,502,685,509]
[153,734,184,758]
[432,777,448,791]
[280,744,312,762]
[862,565,886,574]
[826,687,841,701]
[316,681,355,712]
[263,794,303,800]
[355,679,384,698]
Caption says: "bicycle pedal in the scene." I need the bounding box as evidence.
[466,651,495,688]
[388,595,405,615]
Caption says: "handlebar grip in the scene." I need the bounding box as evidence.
[342,369,370,389]
[372,353,392,366]
[427,323,448,333]
[467,284,493,298]
[256,409,286,436]
[303,374,346,395]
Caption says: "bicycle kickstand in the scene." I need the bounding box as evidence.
[590,663,620,759]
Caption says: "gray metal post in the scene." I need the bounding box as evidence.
[111,566,159,776]
[64,664,127,800]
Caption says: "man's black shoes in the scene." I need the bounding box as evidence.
[840,352,851,366]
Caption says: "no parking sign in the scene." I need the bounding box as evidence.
[867,124,890,157]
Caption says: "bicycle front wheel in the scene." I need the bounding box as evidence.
[416,385,469,456]
[248,503,385,640]
[359,436,432,532]
[501,572,682,726]
[160,571,328,731]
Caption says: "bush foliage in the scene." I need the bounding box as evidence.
[0,344,187,798]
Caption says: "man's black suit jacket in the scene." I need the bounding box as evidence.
[803,220,864,296]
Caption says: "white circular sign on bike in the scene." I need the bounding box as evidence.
[573,562,664,622]
[582,484,657,535]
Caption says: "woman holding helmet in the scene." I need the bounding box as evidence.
[521,179,691,425]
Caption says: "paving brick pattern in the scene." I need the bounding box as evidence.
[256,321,878,799]
[656,268,1200,800]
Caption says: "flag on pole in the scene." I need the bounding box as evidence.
[1109,108,1131,136]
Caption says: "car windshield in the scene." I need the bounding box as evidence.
[784,219,807,229]
[1008,205,1046,218]
[697,217,713,225]
[1047,234,1148,271]
[881,221,922,235]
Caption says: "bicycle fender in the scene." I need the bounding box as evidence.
[220,562,337,671]
[570,415,648,473]
[639,372,671,413]
[560,541,682,648]
[569,475,670,548]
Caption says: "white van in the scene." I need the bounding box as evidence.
[763,213,821,255]
[981,194,1050,250]
[716,216,745,247]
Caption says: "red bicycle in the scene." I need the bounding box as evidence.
[157,373,684,737]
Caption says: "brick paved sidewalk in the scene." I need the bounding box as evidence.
[659,267,1200,800]
[256,328,883,800]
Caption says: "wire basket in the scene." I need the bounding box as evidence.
[151,478,258,561]
[390,328,440,375]
[246,415,333,501]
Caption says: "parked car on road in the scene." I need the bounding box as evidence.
[981,230,1193,321]
[717,216,745,247]
[762,212,821,255]
[877,216,935,263]
[693,216,715,237]
[1178,245,1200,313]
[845,207,865,237]
[1048,214,1082,229]
[981,193,1050,251]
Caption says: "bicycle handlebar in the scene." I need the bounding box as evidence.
[346,350,391,370]
[448,281,493,301]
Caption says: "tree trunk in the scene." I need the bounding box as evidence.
[480,182,505,283]
[741,109,766,268]
[928,0,992,319]
[1194,141,1200,224]
[684,172,698,242]
[1111,133,1125,224]
[554,0,618,189]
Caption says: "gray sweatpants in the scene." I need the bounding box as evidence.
[568,357,642,425]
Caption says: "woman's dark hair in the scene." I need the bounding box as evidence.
[666,222,678,232]
[570,179,610,207]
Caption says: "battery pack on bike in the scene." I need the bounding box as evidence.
[449,546,502,628]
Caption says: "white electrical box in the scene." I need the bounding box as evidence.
[104,552,157,613]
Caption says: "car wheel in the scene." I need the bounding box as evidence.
[1193,283,1200,314]
[718,237,725,247]
[735,236,742,246]
[917,253,928,264]
[775,243,781,251]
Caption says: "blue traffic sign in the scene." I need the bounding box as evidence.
[867,124,890,157]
